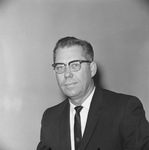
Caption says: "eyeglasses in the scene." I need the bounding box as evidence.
[52,60,91,74]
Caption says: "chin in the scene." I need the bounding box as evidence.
[64,90,80,98]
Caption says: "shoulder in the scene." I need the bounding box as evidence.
[99,88,143,110]
[98,88,146,121]
[42,99,69,118]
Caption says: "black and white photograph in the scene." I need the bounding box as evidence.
[0,0,149,150]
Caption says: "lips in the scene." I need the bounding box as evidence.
[64,82,77,87]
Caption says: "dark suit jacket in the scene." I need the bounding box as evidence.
[37,88,149,150]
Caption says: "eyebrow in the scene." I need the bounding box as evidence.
[52,60,90,68]
[54,60,83,64]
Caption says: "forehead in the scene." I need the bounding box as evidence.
[55,46,85,62]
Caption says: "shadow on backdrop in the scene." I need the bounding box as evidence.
[93,63,105,89]
[137,0,149,11]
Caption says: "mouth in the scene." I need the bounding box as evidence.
[64,82,77,87]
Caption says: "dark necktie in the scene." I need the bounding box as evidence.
[74,106,83,150]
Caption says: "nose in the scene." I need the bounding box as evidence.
[64,65,73,78]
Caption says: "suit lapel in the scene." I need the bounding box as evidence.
[80,88,104,150]
[60,101,71,150]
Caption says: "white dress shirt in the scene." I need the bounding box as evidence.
[69,87,95,150]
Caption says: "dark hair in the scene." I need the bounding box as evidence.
[53,36,94,63]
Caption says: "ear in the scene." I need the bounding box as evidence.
[90,61,97,77]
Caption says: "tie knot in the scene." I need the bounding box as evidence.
[75,106,83,114]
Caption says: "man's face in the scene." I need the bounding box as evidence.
[54,46,95,101]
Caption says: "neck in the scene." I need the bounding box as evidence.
[69,81,95,106]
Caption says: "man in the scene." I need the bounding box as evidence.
[37,37,149,150]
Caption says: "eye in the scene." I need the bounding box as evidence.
[56,65,64,71]
[70,62,80,69]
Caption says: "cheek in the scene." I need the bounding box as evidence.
[77,69,92,86]
[56,75,63,86]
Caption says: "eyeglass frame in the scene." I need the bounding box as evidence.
[52,60,92,74]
